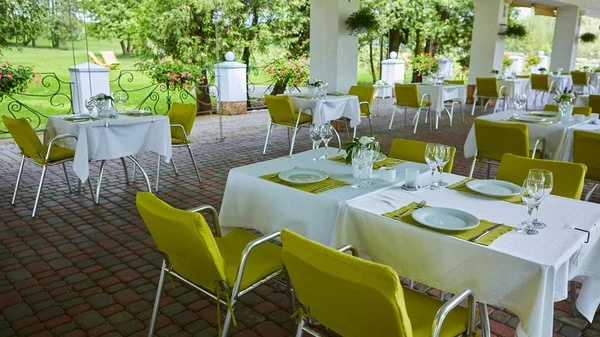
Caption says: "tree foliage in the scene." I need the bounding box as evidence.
[86,0,138,54]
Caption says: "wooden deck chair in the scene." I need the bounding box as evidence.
[100,51,121,69]
[88,51,108,67]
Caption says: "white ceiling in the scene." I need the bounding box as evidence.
[514,0,600,18]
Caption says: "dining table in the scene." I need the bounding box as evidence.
[416,84,467,128]
[550,74,573,93]
[286,94,361,128]
[499,78,531,107]
[219,148,600,337]
[463,109,600,161]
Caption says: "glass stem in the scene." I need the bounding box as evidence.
[533,205,539,224]
[527,206,534,231]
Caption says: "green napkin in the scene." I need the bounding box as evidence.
[505,116,554,125]
[383,202,514,246]
[260,172,350,194]
[328,93,347,97]
[446,178,523,204]
[328,155,405,170]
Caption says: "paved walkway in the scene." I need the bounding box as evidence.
[0,98,599,337]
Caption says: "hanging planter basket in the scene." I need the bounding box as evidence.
[580,33,598,44]
[345,7,379,36]
[502,23,528,39]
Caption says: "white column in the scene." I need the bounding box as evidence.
[310,0,359,93]
[550,6,581,71]
[467,0,510,84]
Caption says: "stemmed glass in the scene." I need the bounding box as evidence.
[517,178,545,235]
[114,92,128,112]
[527,169,553,229]
[84,99,96,122]
[435,144,451,186]
[425,143,440,190]
[319,123,333,159]
[515,94,528,112]
[309,124,322,161]
[351,148,370,189]
[364,141,380,185]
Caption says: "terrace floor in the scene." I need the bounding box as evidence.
[0,98,599,337]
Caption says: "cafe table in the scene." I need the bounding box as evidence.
[550,74,573,93]
[499,78,531,107]
[416,84,467,128]
[45,113,172,200]
[286,94,361,128]
[463,109,600,161]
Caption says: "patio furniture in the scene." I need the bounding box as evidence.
[469,119,543,178]
[388,84,431,134]
[543,104,591,116]
[389,138,456,173]
[136,192,286,337]
[550,73,573,93]
[3,116,86,217]
[347,85,375,137]
[443,80,466,124]
[590,95,600,113]
[471,78,506,115]
[286,93,361,127]
[572,71,593,95]
[529,74,555,109]
[154,102,202,191]
[418,83,467,128]
[499,78,531,109]
[263,95,313,156]
[281,229,481,337]
[496,153,587,199]
[100,51,121,69]
[87,51,119,70]
[573,130,600,201]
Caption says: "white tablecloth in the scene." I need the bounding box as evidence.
[416,84,467,113]
[589,73,600,91]
[287,95,361,127]
[500,78,531,100]
[219,148,429,245]
[45,115,172,182]
[338,173,600,337]
[550,75,573,93]
[463,110,590,160]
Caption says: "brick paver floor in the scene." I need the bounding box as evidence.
[0,98,599,337]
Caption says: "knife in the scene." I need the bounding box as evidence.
[469,224,503,242]
[450,178,473,190]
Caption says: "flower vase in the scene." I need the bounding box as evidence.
[422,75,430,84]
[96,100,111,119]
[558,102,573,123]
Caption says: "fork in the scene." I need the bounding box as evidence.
[394,200,427,218]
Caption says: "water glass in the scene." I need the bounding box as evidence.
[515,94,527,112]
[319,124,334,159]
[527,169,553,229]
[517,178,544,235]
[351,148,370,189]
[309,124,322,161]
[403,168,420,191]
[435,144,451,186]
[424,143,440,190]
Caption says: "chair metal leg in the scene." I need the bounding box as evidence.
[409,280,415,289]
[87,179,95,202]
[294,319,306,337]
[570,280,579,317]
[32,165,48,218]
[585,183,599,201]
[62,162,72,193]
[345,119,351,139]
[120,157,130,185]
[389,107,397,129]
[471,97,477,116]
[127,156,152,192]
[77,179,82,195]
[469,157,477,178]
[352,125,357,139]
[413,108,422,134]
[262,122,273,155]
[289,127,299,157]
[285,272,296,315]
[148,260,167,337]
[187,145,203,184]
[95,160,106,204]
[333,128,342,149]
[170,157,179,175]
[368,116,373,135]
[486,162,491,179]
[131,154,138,181]
[479,303,491,337]
[404,108,408,127]
[12,155,25,205]
[460,103,465,123]
[221,301,236,337]
[155,154,161,192]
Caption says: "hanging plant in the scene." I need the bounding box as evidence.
[580,33,597,43]
[345,7,379,36]
[503,22,527,39]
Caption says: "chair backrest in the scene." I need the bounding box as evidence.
[100,51,119,65]
[2,116,45,160]
[496,153,587,199]
[589,95,600,114]
[389,138,455,173]
[530,74,550,91]
[475,78,499,97]
[136,192,227,291]
[516,75,530,79]
[264,95,298,125]
[573,130,600,182]
[543,104,590,116]
[281,229,412,337]
[571,71,589,85]
[168,102,197,141]
[348,86,375,115]
[543,104,559,112]
[87,51,105,66]
[474,119,529,161]
[394,84,420,108]
[443,80,465,85]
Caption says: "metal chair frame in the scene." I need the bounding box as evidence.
[530,80,556,110]
[263,108,312,156]
[443,100,464,127]
[469,138,545,178]
[585,183,599,201]
[293,245,483,337]
[344,101,373,139]
[470,86,507,115]
[388,93,432,134]
[96,156,152,203]
[147,206,290,337]
[572,76,593,96]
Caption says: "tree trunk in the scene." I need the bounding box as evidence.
[412,30,423,83]
[120,40,128,55]
[369,42,377,83]
[32,39,36,47]
[271,79,289,95]
[195,69,213,114]
[243,5,260,104]
[388,29,401,54]
[22,38,31,47]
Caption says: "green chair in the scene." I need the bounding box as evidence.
[471,78,506,116]
[389,138,456,173]
[348,85,376,137]
[573,130,600,201]
[571,71,592,95]
[389,84,431,134]
[530,74,556,109]
[543,104,591,116]
[589,95,600,114]
[281,229,481,337]
[263,95,313,156]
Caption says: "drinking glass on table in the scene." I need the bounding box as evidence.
[351,148,370,189]
[517,178,544,235]
[319,123,334,159]
[527,169,553,229]
[309,124,322,161]
[425,143,440,190]
[114,92,128,112]
[515,94,528,112]
[364,141,380,185]
[435,144,451,187]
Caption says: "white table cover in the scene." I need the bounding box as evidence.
[416,84,467,113]
[219,148,429,245]
[463,110,589,160]
[500,78,531,101]
[45,115,172,182]
[338,173,600,337]
[589,73,600,92]
[287,95,361,127]
[550,75,573,93]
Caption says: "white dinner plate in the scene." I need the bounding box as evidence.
[279,168,329,185]
[531,111,557,117]
[512,115,547,122]
[375,153,387,162]
[412,207,480,232]
[466,179,521,197]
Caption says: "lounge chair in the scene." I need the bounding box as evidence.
[100,51,121,69]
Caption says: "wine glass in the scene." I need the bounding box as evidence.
[309,124,322,161]
[517,178,544,235]
[351,148,370,189]
[436,144,451,186]
[424,143,440,190]
[515,94,528,112]
[319,124,334,159]
[527,169,553,229]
